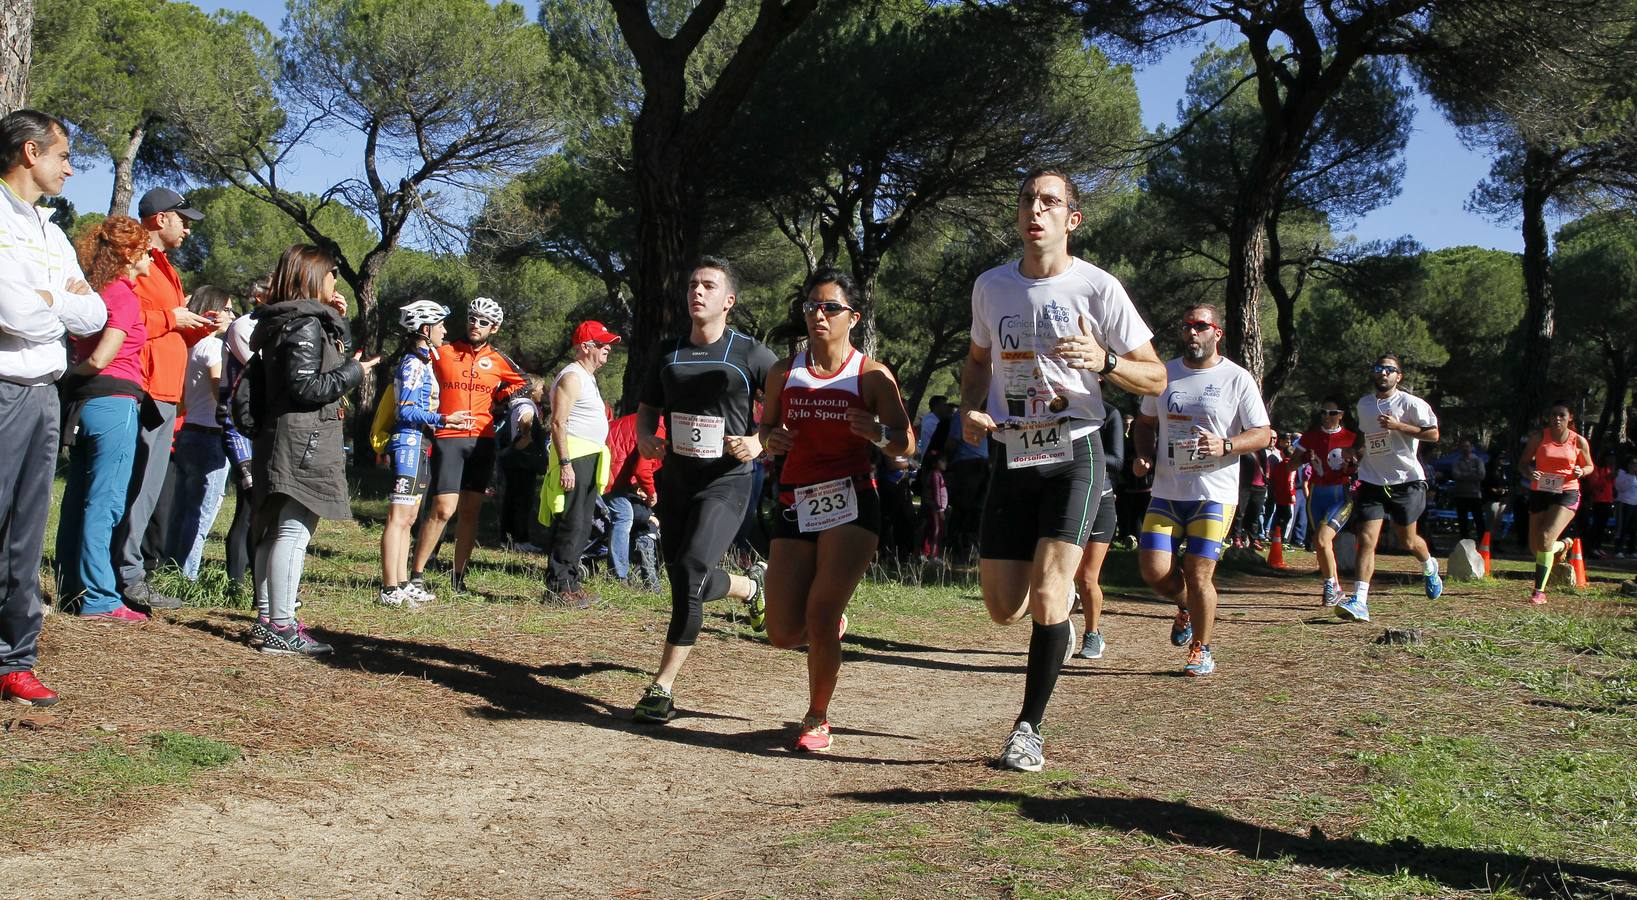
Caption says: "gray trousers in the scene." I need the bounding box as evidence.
[0,382,58,673]
[113,398,177,589]
[252,493,319,625]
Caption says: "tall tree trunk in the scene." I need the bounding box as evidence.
[1596,359,1628,455]
[108,120,146,216]
[1259,217,1302,407]
[1224,206,1267,383]
[622,126,693,409]
[1511,145,1558,448]
[0,0,30,114]
[849,252,881,358]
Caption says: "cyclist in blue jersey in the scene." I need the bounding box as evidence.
[380,300,471,607]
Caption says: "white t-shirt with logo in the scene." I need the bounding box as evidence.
[181,335,224,426]
[970,257,1153,440]
[1140,356,1269,504]
[1355,389,1437,486]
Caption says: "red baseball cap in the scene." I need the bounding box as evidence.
[573,320,620,345]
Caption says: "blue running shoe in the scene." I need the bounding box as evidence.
[1169,609,1193,647]
[1183,641,1215,677]
[1322,580,1341,607]
[1424,570,1443,600]
[1336,595,1371,623]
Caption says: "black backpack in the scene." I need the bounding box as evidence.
[227,350,267,439]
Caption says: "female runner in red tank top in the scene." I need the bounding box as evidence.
[1518,404,1594,604]
[759,269,913,753]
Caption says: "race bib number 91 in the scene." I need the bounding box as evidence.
[671,412,725,459]
[1006,418,1071,469]
[1535,471,1566,493]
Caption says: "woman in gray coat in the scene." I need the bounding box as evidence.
[247,244,379,655]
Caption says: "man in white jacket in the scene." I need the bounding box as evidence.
[0,110,108,707]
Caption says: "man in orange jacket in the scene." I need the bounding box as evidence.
[112,188,229,611]
[409,297,525,595]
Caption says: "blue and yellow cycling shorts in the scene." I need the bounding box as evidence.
[1140,498,1236,561]
[387,431,431,506]
[1307,483,1352,533]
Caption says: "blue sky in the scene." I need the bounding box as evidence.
[55,0,1536,254]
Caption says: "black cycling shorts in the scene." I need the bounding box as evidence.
[772,476,882,542]
[1086,488,1117,545]
[979,431,1101,561]
[1354,480,1427,526]
[430,436,496,495]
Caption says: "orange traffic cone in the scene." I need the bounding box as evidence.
[1477,532,1492,578]
[1267,526,1287,569]
[1570,538,1590,588]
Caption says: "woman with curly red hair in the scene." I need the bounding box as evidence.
[54,215,152,622]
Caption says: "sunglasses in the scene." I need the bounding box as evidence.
[802,300,855,317]
[1180,321,1217,333]
[469,316,496,328]
[1320,408,1343,416]
[1373,364,1400,374]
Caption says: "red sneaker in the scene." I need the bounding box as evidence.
[794,717,832,753]
[0,670,60,706]
[81,604,149,624]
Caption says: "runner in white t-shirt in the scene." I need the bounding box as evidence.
[1131,305,1272,677]
[959,168,1167,772]
[1336,354,1443,623]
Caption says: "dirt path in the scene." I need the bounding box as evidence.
[0,567,1467,897]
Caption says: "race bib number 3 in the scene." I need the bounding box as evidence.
[671,412,725,459]
[795,477,858,532]
[1364,432,1392,457]
[1006,418,1071,469]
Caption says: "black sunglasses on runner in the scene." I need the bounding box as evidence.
[1180,321,1217,333]
[1373,364,1399,374]
[802,300,855,317]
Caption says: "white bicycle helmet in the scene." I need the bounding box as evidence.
[398,300,449,332]
[468,296,505,325]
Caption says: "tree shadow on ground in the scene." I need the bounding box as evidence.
[834,788,1637,898]
[181,619,963,766]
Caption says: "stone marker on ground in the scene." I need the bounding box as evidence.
[1447,538,1484,581]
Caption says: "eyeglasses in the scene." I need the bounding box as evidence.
[1373,364,1400,374]
[802,300,854,317]
[1019,192,1074,212]
[469,316,496,328]
[1320,409,1343,416]
[1180,321,1217,333]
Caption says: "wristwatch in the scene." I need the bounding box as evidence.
[872,424,891,448]
[1099,351,1118,375]
[1223,439,1234,456]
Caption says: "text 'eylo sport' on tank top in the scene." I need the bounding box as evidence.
[778,348,871,486]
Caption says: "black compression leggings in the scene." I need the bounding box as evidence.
[658,469,753,646]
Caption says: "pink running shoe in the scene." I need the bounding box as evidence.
[1529,590,1548,605]
[81,604,149,624]
[794,717,832,753]
[838,613,848,640]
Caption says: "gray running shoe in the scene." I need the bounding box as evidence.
[998,721,1045,772]
[1076,630,1105,660]
[259,621,333,656]
[125,580,181,611]
[633,683,676,724]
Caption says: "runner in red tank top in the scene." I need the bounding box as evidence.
[1519,404,1594,604]
[759,268,913,754]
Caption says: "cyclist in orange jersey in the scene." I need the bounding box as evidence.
[409,297,525,594]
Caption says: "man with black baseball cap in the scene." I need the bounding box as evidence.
[112,187,224,612]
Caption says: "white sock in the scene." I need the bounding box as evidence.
[1353,582,1370,602]
[1325,576,1339,590]
[1423,557,1438,576]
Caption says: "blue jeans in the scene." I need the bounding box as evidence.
[166,427,229,579]
[56,397,139,615]
[606,492,635,578]
[1290,491,1309,544]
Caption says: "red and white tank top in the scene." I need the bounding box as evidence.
[778,348,872,486]
[1533,430,1581,493]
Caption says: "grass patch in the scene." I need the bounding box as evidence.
[1358,733,1637,869]
[0,731,241,834]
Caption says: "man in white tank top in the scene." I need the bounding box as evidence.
[544,320,620,605]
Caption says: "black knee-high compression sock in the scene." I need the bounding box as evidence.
[1018,620,1072,730]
